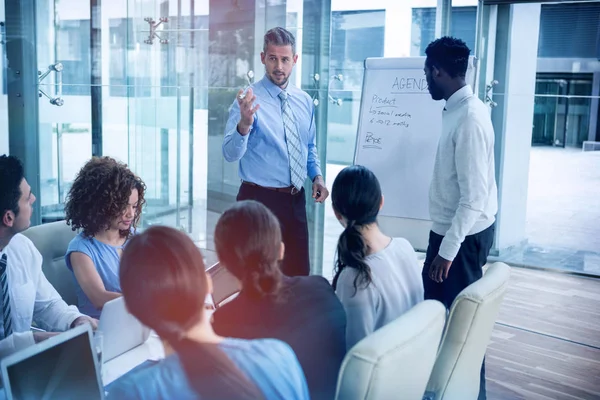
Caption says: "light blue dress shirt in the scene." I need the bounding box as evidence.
[107,337,310,400]
[222,75,322,188]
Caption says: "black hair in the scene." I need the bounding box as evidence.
[119,226,264,400]
[264,26,296,54]
[331,165,382,294]
[0,155,24,220]
[214,200,283,299]
[425,36,470,78]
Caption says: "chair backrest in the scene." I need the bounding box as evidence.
[206,262,241,307]
[424,262,511,400]
[22,221,78,306]
[335,300,447,400]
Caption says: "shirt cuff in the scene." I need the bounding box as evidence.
[61,310,85,331]
[13,331,36,350]
[438,237,460,262]
[235,127,251,145]
[308,167,322,182]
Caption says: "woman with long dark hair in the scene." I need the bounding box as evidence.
[212,200,347,400]
[107,226,309,400]
[332,165,424,350]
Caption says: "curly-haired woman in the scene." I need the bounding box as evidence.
[64,157,146,318]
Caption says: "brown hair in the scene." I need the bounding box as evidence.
[65,157,145,238]
[214,200,283,299]
[120,226,264,400]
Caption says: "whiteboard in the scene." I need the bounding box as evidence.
[353,57,477,249]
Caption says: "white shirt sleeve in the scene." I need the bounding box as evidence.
[26,238,83,331]
[438,116,492,261]
[0,332,35,359]
[336,268,377,351]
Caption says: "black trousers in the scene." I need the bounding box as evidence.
[237,183,310,277]
[422,223,495,400]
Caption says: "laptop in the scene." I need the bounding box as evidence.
[0,324,104,400]
[98,297,151,362]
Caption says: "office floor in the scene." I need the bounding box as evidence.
[486,267,600,400]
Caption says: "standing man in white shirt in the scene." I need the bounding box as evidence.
[423,37,498,400]
[0,155,97,358]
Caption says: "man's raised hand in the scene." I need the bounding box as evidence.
[237,87,260,135]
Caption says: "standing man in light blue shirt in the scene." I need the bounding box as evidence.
[222,27,328,277]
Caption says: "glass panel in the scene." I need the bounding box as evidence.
[566,79,593,147]
[0,1,8,155]
[124,0,196,239]
[477,1,600,276]
[301,0,330,275]
[532,79,566,146]
[36,0,92,223]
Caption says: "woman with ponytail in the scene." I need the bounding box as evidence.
[212,200,347,400]
[332,165,424,350]
[107,226,309,400]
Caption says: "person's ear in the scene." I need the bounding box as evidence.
[260,52,266,65]
[293,54,298,65]
[432,65,442,78]
[278,242,285,261]
[2,210,15,228]
[333,208,346,227]
[380,194,385,211]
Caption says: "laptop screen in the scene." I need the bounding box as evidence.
[6,330,102,400]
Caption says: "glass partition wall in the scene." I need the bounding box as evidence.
[5,0,597,276]
[477,0,600,276]
[4,0,333,272]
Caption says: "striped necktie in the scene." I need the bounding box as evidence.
[0,254,12,339]
[278,90,305,191]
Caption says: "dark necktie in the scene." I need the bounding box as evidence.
[0,254,13,339]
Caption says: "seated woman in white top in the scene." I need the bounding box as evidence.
[331,165,424,350]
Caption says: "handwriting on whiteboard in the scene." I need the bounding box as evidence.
[390,77,428,93]
[363,132,382,150]
[367,94,412,130]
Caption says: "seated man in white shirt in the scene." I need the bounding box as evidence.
[0,154,97,358]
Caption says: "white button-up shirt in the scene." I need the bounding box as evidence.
[0,233,83,358]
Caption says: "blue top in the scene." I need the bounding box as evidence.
[107,337,309,400]
[65,232,122,318]
[222,75,322,187]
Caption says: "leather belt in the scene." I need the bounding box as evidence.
[242,181,301,195]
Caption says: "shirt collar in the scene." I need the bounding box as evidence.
[261,74,291,99]
[444,85,472,111]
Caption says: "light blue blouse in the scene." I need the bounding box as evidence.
[107,337,309,400]
[65,232,123,318]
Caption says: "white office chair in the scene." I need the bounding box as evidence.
[335,300,447,400]
[22,221,78,306]
[424,262,511,400]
